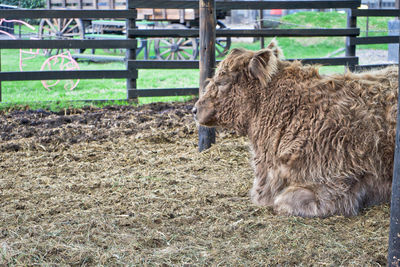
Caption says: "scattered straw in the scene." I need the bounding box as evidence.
[0,101,389,266]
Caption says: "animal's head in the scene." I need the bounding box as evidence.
[193,40,283,130]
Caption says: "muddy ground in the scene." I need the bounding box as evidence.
[0,101,390,266]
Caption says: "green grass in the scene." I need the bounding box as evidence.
[280,11,392,51]
[0,11,394,110]
[0,48,198,110]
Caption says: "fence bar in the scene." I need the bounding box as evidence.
[128,60,200,69]
[0,70,136,81]
[72,54,124,62]
[129,0,360,9]
[351,36,399,45]
[0,39,136,49]
[0,9,137,19]
[388,29,400,267]
[127,57,358,70]
[126,0,137,101]
[128,88,199,97]
[352,8,400,17]
[295,56,359,66]
[128,28,359,38]
[198,0,216,152]
[0,49,2,102]
[354,63,396,71]
[260,9,265,49]
[346,9,357,71]
[0,98,132,105]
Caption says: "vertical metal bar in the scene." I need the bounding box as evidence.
[260,9,265,49]
[126,2,137,102]
[0,49,2,103]
[388,21,400,267]
[345,9,357,71]
[198,0,216,152]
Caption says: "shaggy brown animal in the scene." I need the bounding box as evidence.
[193,40,398,217]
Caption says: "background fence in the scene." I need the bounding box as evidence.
[0,0,398,103]
[347,8,400,71]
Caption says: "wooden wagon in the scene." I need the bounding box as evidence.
[39,0,231,59]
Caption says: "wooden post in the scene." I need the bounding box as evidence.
[345,9,356,71]
[126,0,137,102]
[198,0,216,152]
[388,24,400,267]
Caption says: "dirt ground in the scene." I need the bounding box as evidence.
[0,100,390,266]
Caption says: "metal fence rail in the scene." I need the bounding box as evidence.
[129,0,361,9]
[0,5,16,34]
[128,28,360,37]
[129,0,361,98]
[1,0,392,103]
[346,8,400,70]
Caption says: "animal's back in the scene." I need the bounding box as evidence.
[263,65,398,215]
[271,64,397,193]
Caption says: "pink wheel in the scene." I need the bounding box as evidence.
[19,48,41,71]
[40,52,80,91]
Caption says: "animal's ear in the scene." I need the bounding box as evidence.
[248,49,278,87]
[229,48,245,57]
[267,38,284,59]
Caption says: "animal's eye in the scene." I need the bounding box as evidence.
[215,80,229,87]
[217,81,230,93]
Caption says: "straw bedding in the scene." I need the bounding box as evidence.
[0,101,389,266]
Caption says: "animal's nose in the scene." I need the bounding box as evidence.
[192,107,197,115]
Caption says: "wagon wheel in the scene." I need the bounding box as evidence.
[154,24,198,60]
[216,20,231,58]
[38,18,85,57]
[40,51,80,91]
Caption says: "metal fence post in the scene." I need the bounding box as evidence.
[260,9,265,49]
[126,0,137,102]
[388,20,400,267]
[0,49,2,102]
[198,0,216,152]
[346,9,357,71]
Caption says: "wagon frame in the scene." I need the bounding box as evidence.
[39,0,231,59]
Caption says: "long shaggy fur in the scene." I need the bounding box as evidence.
[194,40,398,217]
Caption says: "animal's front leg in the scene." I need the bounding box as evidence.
[273,186,329,217]
[250,175,274,206]
[250,166,289,207]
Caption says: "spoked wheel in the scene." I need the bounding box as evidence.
[216,20,231,58]
[38,18,85,56]
[154,24,198,60]
[40,51,80,91]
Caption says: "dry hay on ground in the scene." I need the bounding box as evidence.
[0,101,389,266]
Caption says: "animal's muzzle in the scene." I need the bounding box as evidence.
[192,107,198,115]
